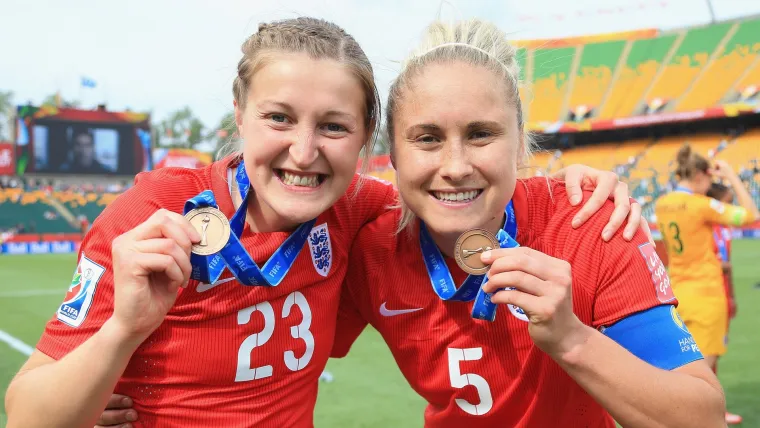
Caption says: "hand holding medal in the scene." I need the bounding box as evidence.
[110,209,200,341]
[477,244,588,358]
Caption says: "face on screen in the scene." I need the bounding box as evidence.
[73,132,96,167]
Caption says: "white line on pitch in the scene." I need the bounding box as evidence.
[0,329,33,356]
[0,289,62,298]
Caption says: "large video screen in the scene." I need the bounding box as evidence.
[15,106,152,176]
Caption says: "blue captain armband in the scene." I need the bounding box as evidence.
[601,305,703,370]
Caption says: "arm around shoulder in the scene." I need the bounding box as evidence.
[5,319,145,428]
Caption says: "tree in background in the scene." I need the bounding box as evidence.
[155,106,205,150]
[0,90,13,141]
[41,93,80,108]
[211,111,238,157]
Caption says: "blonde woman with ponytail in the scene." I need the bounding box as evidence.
[656,144,758,425]
[334,19,727,427]
[7,17,639,428]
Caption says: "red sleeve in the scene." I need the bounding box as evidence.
[36,173,180,360]
[548,188,676,329]
[331,280,369,358]
[349,175,396,227]
[593,223,676,328]
[330,228,375,358]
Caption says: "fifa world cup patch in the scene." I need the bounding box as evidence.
[638,242,675,303]
[57,253,106,327]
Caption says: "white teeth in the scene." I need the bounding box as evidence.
[280,171,320,187]
[433,190,479,202]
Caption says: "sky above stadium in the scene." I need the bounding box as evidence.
[1,0,759,142]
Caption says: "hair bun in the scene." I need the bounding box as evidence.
[676,144,692,166]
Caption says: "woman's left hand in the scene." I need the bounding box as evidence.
[553,165,652,244]
[480,247,591,358]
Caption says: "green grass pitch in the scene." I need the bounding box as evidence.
[1,241,759,427]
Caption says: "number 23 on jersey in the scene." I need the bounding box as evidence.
[236,291,315,382]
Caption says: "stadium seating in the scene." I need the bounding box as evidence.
[0,189,77,233]
[643,23,733,114]
[0,189,116,235]
[528,47,576,123]
[55,191,117,222]
[524,133,760,221]
[716,130,760,171]
[597,34,679,119]
[676,19,760,111]
[567,40,626,120]
[733,60,760,102]
[515,16,760,126]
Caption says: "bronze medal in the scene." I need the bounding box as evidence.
[184,207,231,256]
[454,229,500,275]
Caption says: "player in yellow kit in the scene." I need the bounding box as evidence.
[655,144,759,425]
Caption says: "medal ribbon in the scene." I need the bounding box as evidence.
[420,201,520,321]
[183,161,316,286]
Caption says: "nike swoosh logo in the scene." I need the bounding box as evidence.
[196,277,236,293]
[379,302,424,317]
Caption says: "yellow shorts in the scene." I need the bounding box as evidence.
[675,296,728,357]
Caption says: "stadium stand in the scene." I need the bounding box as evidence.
[0,188,117,238]
[597,34,679,119]
[528,46,576,123]
[0,189,77,234]
[641,22,733,114]
[567,40,626,121]
[516,16,760,126]
[676,19,760,111]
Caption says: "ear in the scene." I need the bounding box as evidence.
[234,99,244,135]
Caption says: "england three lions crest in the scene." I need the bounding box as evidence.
[308,223,332,277]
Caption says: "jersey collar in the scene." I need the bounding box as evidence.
[674,186,693,194]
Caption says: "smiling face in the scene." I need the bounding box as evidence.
[234,52,368,230]
[392,61,522,238]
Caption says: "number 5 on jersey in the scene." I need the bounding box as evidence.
[448,347,493,416]
[235,291,314,382]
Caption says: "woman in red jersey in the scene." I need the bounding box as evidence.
[8,18,642,428]
[332,19,726,427]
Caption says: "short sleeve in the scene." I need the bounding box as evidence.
[331,283,369,358]
[350,175,396,227]
[593,230,676,328]
[699,197,751,227]
[330,241,371,358]
[35,179,166,360]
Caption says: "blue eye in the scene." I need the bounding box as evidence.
[271,114,287,123]
[325,123,347,132]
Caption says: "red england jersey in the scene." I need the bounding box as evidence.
[333,177,671,428]
[37,157,395,428]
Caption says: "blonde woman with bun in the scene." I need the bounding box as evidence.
[333,19,728,427]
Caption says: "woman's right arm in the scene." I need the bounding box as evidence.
[5,209,198,428]
[710,160,760,225]
[5,322,145,428]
